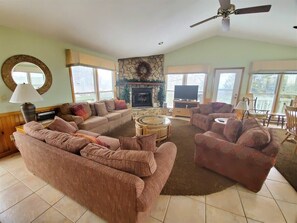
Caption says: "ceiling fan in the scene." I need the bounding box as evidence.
[190,0,271,31]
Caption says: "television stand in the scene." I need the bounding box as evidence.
[172,100,199,117]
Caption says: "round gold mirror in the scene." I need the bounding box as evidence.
[1,55,52,94]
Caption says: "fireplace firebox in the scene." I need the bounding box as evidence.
[132,88,153,107]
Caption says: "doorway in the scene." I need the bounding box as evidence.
[213,68,244,105]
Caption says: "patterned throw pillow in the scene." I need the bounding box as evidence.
[47,116,77,134]
[80,143,157,177]
[71,103,91,120]
[73,132,110,148]
[119,134,157,152]
[114,100,127,110]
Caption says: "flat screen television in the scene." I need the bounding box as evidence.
[174,85,199,101]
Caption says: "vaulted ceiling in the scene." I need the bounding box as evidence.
[0,0,296,59]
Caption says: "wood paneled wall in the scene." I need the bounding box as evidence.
[0,105,59,158]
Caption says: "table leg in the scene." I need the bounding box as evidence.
[267,115,272,127]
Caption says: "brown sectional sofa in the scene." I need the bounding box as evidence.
[14,121,177,223]
[194,118,279,192]
[190,102,236,131]
[58,100,132,134]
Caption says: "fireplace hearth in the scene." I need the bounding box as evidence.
[132,88,153,107]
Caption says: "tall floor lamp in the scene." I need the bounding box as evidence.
[9,83,43,123]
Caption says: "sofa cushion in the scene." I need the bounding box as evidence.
[203,131,227,141]
[45,131,89,154]
[23,121,52,141]
[115,100,128,110]
[112,108,132,117]
[119,134,157,152]
[104,100,115,112]
[211,102,225,111]
[80,143,157,177]
[78,116,108,130]
[223,119,242,142]
[216,104,233,113]
[47,116,77,134]
[71,103,92,120]
[94,102,108,116]
[73,132,110,148]
[97,136,120,151]
[199,104,213,115]
[105,112,121,121]
[242,118,260,132]
[237,126,271,150]
[89,103,97,116]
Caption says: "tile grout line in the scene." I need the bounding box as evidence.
[162,195,172,223]
[235,187,248,221]
[75,208,88,223]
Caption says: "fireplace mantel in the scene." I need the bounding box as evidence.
[125,82,163,86]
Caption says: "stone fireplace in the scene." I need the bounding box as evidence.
[132,88,153,107]
[117,54,164,108]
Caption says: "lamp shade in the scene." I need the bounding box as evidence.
[10,84,43,103]
[235,101,249,110]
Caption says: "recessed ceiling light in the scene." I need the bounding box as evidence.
[294,26,297,29]
[158,42,164,45]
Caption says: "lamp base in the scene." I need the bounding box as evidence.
[21,103,36,123]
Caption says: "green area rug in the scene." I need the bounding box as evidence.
[274,129,297,191]
[107,118,235,195]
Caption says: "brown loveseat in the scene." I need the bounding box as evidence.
[58,99,132,134]
[14,121,177,223]
[190,102,235,131]
[194,118,279,192]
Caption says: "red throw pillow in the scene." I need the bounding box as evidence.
[115,100,127,110]
[71,104,89,120]
[73,133,110,148]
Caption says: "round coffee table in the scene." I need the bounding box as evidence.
[135,115,171,142]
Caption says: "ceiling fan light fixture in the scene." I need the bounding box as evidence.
[222,18,230,32]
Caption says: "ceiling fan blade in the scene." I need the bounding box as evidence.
[190,15,218,28]
[222,17,230,32]
[234,5,271,15]
[219,0,231,10]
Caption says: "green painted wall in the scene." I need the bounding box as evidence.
[0,26,116,113]
[164,36,297,101]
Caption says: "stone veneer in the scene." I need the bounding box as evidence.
[117,55,164,107]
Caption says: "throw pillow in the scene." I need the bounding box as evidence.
[89,103,97,116]
[211,102,225,111]
[242,118,260,132]
[115,100,128,110]
[104,100,115,112]
[73,132,110,148]
[47,116,77,134]
[223,119,242,143]
[71,103,92,120]
[59,103,73,115]
[80,143,157,177]
[94,102,108,116]
[45,131,89,154]
[237,126,271,150]
[119,134,157,152]
[199,104,213,115]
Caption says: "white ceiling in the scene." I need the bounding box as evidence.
[0,0,296,59]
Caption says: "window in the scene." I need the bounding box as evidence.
[165,73,206,108]
[249,73,297,113]
[12,71,45,89]
[71,66,115,102]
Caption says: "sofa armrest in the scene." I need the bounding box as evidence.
[194,134,275,167]
[191,107,200,114]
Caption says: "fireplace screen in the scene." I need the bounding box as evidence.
[132,88,153,107]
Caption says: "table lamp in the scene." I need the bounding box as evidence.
[9,83,43,123]
[235,100,249,120]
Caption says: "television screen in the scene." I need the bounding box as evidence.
[174,85,199,101]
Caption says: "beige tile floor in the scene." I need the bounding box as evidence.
[0,153,296,223]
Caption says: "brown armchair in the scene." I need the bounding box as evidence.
[190,102,236,131]
[194,118,279,192]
